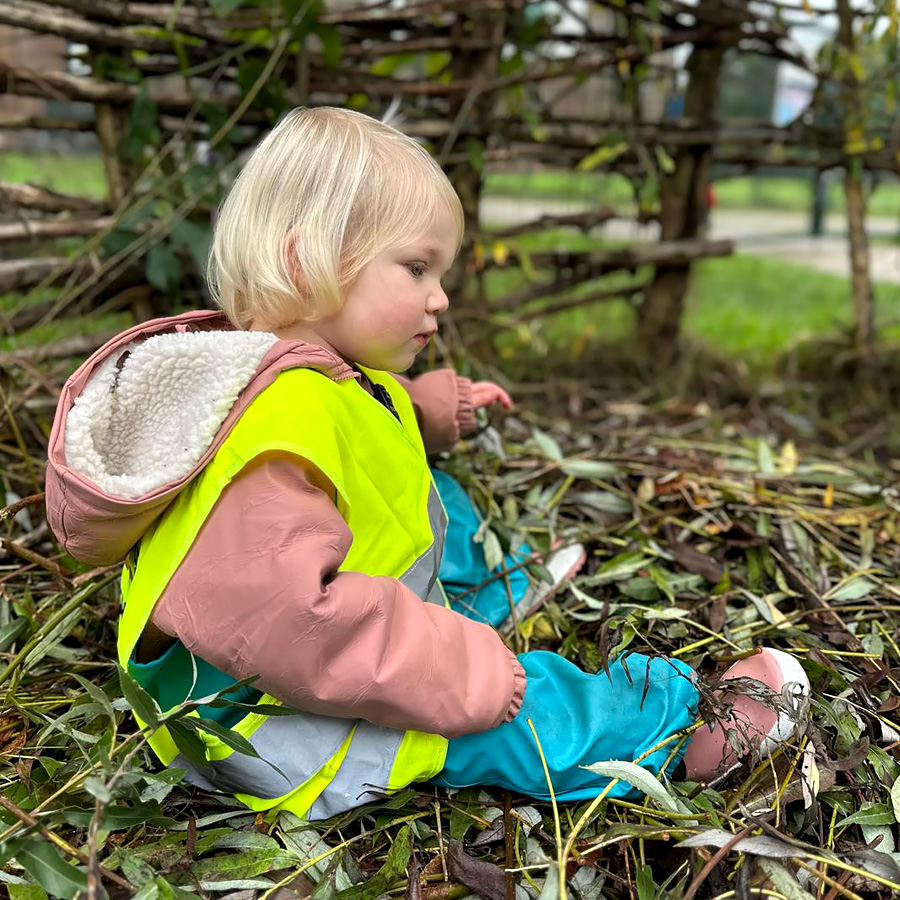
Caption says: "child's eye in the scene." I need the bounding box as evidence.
[405,262,427,278]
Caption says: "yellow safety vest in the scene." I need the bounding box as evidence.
[117,366,449,820]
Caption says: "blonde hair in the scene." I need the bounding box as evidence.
[208,106,464,330]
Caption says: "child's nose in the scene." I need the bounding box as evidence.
[428,285,449,315]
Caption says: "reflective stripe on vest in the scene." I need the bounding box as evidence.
[117,366,449,819]
[411,483,447,605]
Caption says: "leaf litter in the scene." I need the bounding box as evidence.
[1,381,900,899]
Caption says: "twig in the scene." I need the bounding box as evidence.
[681,826,755,900]
[0,574,117,692]
[0,795,134,893]
[0,492,45,523]
[0,539,72,582]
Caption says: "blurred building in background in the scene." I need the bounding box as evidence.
[1,26,96,153]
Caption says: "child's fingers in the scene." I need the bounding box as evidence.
[471,381,514,409]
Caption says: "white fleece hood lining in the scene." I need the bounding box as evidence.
[65,330,279,499]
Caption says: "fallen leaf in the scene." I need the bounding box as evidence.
[446,840,505,900]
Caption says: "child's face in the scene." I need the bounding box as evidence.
[314,206,456,372]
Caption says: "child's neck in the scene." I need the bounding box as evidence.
[261,320,339,357]
[251,320,372,393]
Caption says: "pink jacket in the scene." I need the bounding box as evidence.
[46,311,525,739]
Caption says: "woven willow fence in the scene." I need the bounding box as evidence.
[0,0,897,374]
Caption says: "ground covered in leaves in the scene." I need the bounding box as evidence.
[2,385,900,900]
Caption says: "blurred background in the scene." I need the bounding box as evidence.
[2,0,900,441]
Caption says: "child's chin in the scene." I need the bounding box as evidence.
[359,348,415,372]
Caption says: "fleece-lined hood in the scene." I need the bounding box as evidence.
[46,310,357,566]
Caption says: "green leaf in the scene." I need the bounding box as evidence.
[131,881,159,900]
[208,832,281,852]
[155,876,196,900]
[538,866,560,899]
[756,440,776,474]
[848,52,866,83]
[758,860,817,900]
[891,774,900,823]
[191,848,302,881]
[448,788,481,842]
[837,802,896,827]
[335,824,411,899]
[117,664,161,729]
[169,220,212,272]
[577,141,628,172]
[84,776,112,803]
[206,700,299,716]
[71,673,115,724]
[587,551,649,586]
[117,847,158,887]
[209,0,244,17]
[479,528,505,572]
[146,242,182,297]
[315,23,342,69]
[571,490,632,513]
[139,768,185,804]
[166,719,210,768]
[466,137,485,173]
[94,52,142,84]
[532,428,563,462]
[277,815,357,889]
[64,800,177,830]
[183,672,262,709]
[559,459,621,479]
[0,617,29,653]
[620,577,662,602]
[825,576,875,603]
[9,886,49,900]
[369,53,415,77]
[636,862,656,900]
[580,760,692,818]
[121,85,160,160]
[184,714,290,783]
[9,839,88,900]
[186,716,264,760]
[285,0,324,40]
[236,59,288,115]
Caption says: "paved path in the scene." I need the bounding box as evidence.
[480,197,900,283]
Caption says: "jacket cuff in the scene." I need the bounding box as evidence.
[456,377,477,437]
[501,652,527,724]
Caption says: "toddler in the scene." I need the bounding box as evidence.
[46,107,808,821]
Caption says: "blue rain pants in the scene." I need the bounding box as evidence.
[432,470,700,800]
[432,468,533,629]
[434,650,698,800]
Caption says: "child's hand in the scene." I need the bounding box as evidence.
[471,381,513,410]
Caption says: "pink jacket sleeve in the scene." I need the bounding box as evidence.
[392,370,476,454]
[150,452,525,739]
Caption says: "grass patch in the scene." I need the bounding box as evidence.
[6,151,900,219]
[0,152,107,199]
[485,169,900,218]
[686,254,900,363]
[480,225,900,371]
[0,311,132,353]
[485,169,635,205]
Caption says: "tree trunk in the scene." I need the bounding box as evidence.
[845,165,874,355]
[637,0,726,368]
[837,0,874,361]
[441,6,507,308]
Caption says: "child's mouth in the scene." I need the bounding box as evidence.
[414,333,431,347]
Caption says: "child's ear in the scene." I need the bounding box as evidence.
[283,233,308,293]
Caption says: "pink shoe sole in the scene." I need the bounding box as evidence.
[682,647,810,783]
